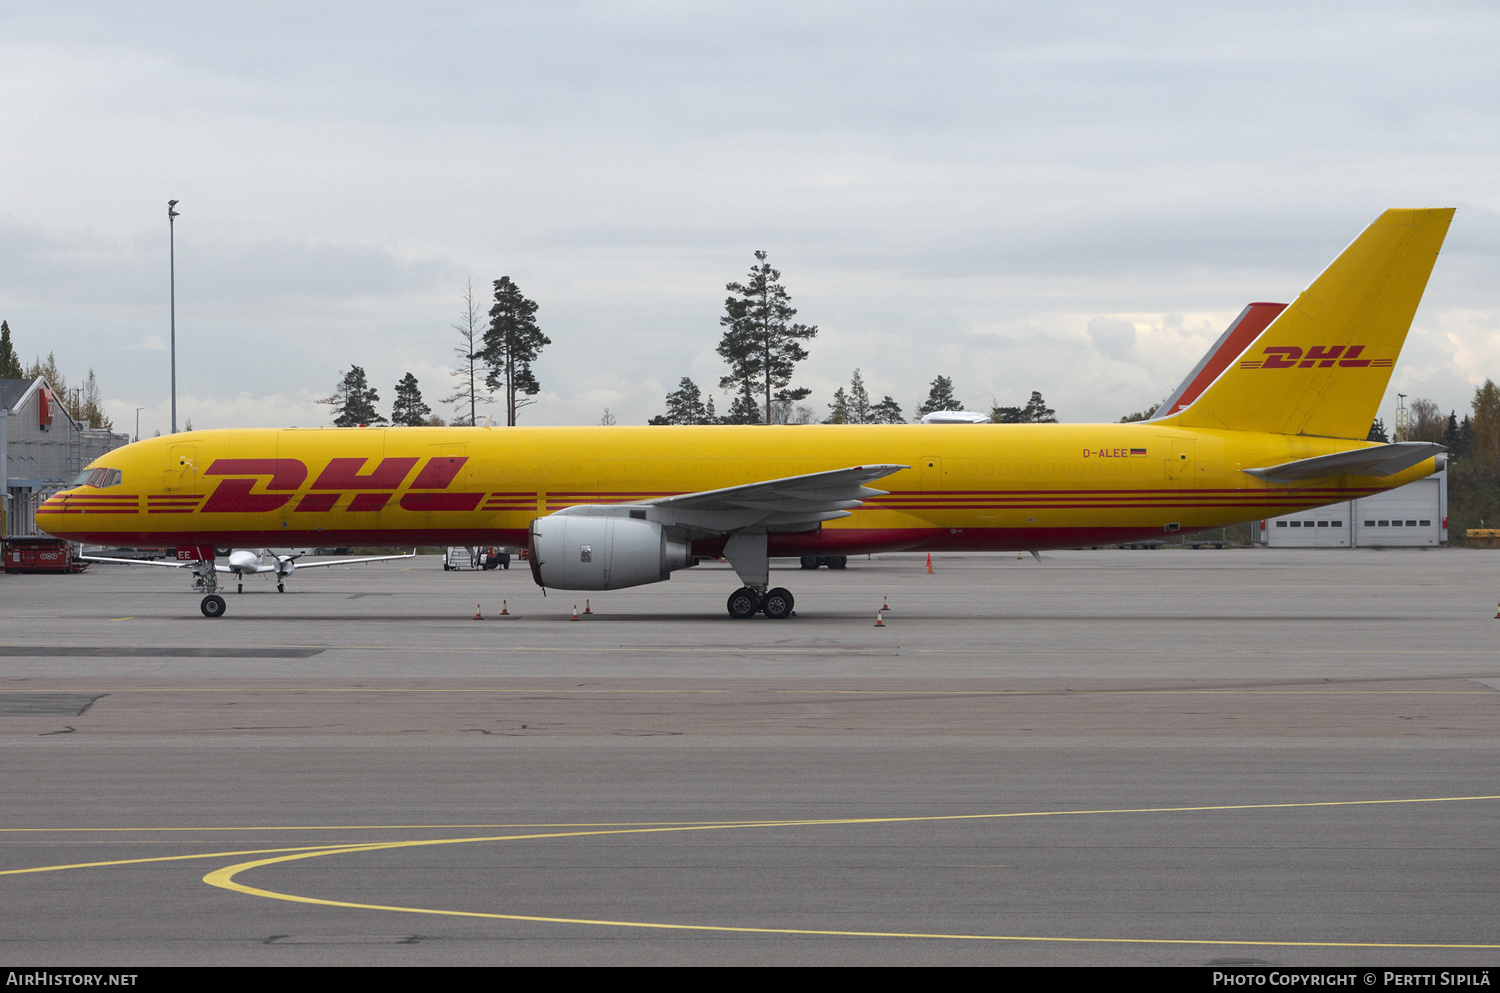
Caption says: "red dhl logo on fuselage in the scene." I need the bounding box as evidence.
[199,456,480,514]
[1238,345,1392,369]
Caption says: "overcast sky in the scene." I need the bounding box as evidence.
[3,2,1498,435]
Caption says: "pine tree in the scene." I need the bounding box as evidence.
[77,369,111,429]
[870,396,904,424]
[1367,418,1388,443]
[319,366,387,427]
[391,373,431,426]
[847,369,872,424]
[992,391,1056,423]
[717,251,817,425]
[650,377,717,425]
[721,391,762,425]
[1119,405,1159,422]
[915,375,963,417]
[825,369,881,424]
[484,276,550,426]
[826,387,850,424]
[1445,411,1471,460]
[0,321,21,379]
[25,352,66,398]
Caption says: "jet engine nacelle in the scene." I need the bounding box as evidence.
[528,514,692,590]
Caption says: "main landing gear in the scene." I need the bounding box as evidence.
[726,586,795,620]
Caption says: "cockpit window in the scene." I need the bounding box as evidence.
[74,467,123,488]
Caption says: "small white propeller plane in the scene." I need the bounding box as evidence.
[81,548,416,594]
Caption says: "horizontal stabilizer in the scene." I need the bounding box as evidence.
[1243,442,1445,482]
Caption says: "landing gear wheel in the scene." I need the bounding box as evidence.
[200,595,226,618]
[726,587,761,619]
[277,582,285,593]
[762,587,794,619]
[800,555,820,570]
[828,556,847,570]
[237,582,243,593]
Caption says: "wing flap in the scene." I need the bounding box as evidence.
[549,464,907,535]
[650,464,907,513]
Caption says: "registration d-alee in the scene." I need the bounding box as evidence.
[37,208,1454,619]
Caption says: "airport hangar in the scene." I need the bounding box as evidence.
[2,377,130,538]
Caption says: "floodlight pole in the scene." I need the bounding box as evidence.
[168,200,180,434]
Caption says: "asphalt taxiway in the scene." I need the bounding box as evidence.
[1,549,1497,965]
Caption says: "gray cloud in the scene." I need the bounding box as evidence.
[1,2,1497,431]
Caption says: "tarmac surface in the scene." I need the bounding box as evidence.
[1,547,1497,966]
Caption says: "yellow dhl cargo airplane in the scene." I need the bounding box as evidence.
[39,208,1453,619]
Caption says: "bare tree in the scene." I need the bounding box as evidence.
[442,278,494,426]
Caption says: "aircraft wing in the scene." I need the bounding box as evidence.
[1243,442,1445,482]
[652,464,906,512]
[289,550,418,569]
[550,464,908,535]
[78,555,189,569]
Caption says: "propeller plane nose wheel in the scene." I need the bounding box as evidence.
[200,594,227,618]
[237,582,243,593]
[277,582,285,593]
[761,587,794,619]
[726,587,761,619]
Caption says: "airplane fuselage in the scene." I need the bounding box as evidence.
[37,423,1433,555]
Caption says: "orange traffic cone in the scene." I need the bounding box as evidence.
[500,600,510,616]
[474,604,483,620]
[584,599,592,614]
[881,595,891,612]
[571,604,580,621]
[925,553,933,574]
[874,611,885,627]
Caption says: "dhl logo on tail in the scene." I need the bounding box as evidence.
[1238,345,1391,370]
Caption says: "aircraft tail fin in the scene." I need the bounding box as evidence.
[1157,208,1454,439]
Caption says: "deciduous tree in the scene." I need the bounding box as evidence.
[1472,379,1500,466]
[443,278,494,426]
[1408,397,1445,443]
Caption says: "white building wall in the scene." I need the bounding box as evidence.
[1255,471,1446,548]
[3,378,130,535]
